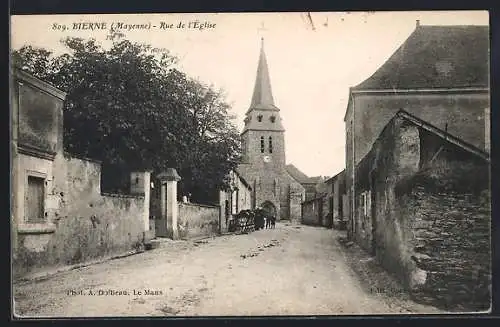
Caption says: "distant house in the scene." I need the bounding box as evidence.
[218,169,253,232]
[344,22,490,240]
[286,164,325,201]
[325,170,346,230]
[301,194,326,226]
[354,109,490,310]
[301,173,345,228]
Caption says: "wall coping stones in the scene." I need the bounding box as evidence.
[178,202,220,209]
[101,192,144,199]
[63,151,102,164]
[18,223,57,234]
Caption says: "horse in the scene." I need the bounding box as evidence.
[253,207,266,230]
[270,215,276,229]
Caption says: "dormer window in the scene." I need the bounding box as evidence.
[257,115,263,122]
[270,116,276,123]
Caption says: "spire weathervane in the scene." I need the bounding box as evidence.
[258,21,268,41]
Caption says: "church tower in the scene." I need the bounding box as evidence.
[237,38,305,221]
[241,38,286,170]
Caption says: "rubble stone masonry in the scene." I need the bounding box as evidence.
[354,114,491,311]
[403,187,491,311]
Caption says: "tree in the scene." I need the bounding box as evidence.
[12,36,241,204]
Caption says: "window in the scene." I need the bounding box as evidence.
[257,115,263,122]
[225,200,230,216]
[366,191,371,216]
[260,136,265,153]
[26,175,45,223]
[270,116,276,123]
[360,190,371,217]
[268,136,273,153]
[241,139,247,158]
[231,190,238,214]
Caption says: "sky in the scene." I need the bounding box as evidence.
[10,11,488,177]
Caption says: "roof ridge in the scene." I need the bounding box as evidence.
[350,24,489,91]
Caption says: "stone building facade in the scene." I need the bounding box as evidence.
[301,175,333,227]
[11,68,150,278]
[218,169,253,232]
[354,110,490,310]
[301,195,326,226]
[237,39,305,221]
[344,23,490,240]
[325,170,346,230]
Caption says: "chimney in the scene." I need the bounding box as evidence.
[416,19,421,28]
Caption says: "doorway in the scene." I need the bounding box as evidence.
[260,201,277,219]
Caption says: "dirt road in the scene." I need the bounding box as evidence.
[13,223,442,317]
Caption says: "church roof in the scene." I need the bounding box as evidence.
[352,24,489,91]
[247,38,280,113]
[285,164,310,184]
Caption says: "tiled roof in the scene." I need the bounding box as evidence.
[325,169,345,184]
[285,164,327,185]
[307,176,323,184]
[285,164,310,184]
[353,25,489,90]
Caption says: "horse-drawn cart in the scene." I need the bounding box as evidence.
[228,209,255,234]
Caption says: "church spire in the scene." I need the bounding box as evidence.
[249,37,277,111]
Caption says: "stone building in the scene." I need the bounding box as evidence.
[354,109,490,310]
[325,170,346,230]
[301,195,326,226]
[237,39,305,221]
[344,22,490,240]
[285,164,325,201]
[218,169,253,232]
[11,68,150,278]
[301,175,334,227]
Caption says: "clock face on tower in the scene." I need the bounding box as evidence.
[263,155,271,163]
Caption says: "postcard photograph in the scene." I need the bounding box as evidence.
[10,11,491,317]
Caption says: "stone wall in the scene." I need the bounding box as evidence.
[353,114,491,311]
[12,70,149,278]
[289,184,303,224]
[331,172,346,230]
[13,154,147,278]
[345,92,489,239]
[320,197,330,227]
[178,202,220,240]
[301,197,323,226]
[401,186,491,311]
